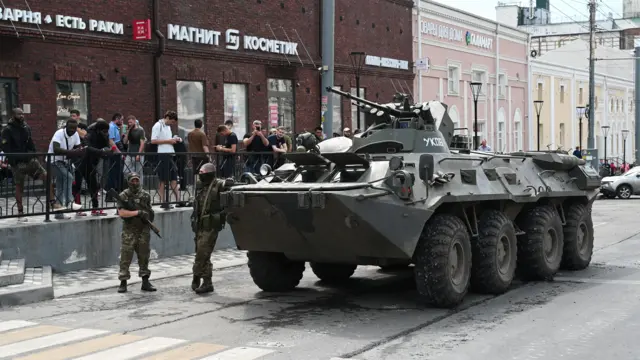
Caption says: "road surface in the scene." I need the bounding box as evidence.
[0,197,638,359]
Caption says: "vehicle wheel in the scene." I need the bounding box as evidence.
[247,251,305,292]
[516,205,564,281]
[470,210,517,294]
[617,184,632,199]
[310,263,357,283]
[561,203,594,270]
[414,214,472,308]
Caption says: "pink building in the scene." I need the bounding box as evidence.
[413,1,531,152]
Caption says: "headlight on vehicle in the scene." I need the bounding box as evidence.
[259,164,273,176]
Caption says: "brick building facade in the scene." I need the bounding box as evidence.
[0,0,414,149]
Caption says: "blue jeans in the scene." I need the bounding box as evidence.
[53,161,74,206]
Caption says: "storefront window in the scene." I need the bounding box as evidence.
[56,81,90,128]
[267,78,295,131]
[331,86,342,135]
[224,83,248,140]
[177,81,205,133]
[0,79,17,126]
[350,87,365,131]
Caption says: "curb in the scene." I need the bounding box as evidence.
[54,260,248,298]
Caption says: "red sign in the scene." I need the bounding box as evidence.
[133,19,151,40]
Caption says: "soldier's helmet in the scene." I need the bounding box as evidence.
[127,172,141,183]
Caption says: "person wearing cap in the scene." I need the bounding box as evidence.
[242,120,270,173]
[116,172,156,293]
[343,127,352,138]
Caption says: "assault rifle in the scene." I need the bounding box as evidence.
[107,188,162,239]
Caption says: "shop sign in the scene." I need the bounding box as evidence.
[166,24,299,56]
[421,21,463,42]
[133,19,151,40]
[465,31,493,49]
[0,7,124,35]
[365,55,409,70]
[420,20,494,50]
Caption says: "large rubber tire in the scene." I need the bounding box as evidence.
[470,210,518,294]
[414,214,472,308]
[516,205,564,281]
[617,184,632,199]
[247,251,305,292]
[310,263,357,283]
[561,203,594,270]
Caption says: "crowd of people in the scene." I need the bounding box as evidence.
[0,107,357,222]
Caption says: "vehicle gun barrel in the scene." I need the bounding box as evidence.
[325,86,415,118]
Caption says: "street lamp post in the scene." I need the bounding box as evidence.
[601,125,610,166]
[349,51,366,130]
[622,129,630,166]
[576,106,585,152]
[533,100,544,151]
[470,82,482,150]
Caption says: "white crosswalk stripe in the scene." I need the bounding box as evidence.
[0,319,275,360]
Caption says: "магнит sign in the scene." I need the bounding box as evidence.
[166,23,299,56]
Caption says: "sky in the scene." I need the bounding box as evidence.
[430,0,626,24]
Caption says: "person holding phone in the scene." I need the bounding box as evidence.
[241,120,269,174]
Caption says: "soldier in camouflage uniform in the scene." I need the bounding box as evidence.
[190,163,228,294]
[116,172,157,293]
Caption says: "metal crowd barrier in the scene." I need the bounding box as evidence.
[0,151,286,221]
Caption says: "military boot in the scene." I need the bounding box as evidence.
[191,276,201,291]
[195,278,214,294]
[117,280,127,293]
[141,276,157,292]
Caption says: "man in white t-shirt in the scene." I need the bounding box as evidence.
[151,110,181,208]
[48,119,85,219]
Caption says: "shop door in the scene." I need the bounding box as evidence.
[0,79,18,126]
[267,78,295,131]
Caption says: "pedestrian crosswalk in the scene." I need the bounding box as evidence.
[0,319,275,359]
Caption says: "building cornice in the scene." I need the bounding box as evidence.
[532,60,634,89]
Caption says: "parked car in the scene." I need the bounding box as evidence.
[600,166,640,199]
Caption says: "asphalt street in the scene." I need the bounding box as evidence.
[0,197,639,359]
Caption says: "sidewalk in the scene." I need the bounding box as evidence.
[53,248,248,298]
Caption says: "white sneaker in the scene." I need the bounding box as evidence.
[68,202,83,211]
[17,216,28,223]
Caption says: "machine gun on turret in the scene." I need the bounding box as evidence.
[325,87,457,149]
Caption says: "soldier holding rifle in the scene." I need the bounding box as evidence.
[115,172,157,293]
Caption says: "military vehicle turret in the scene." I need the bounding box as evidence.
[220,88,601,309]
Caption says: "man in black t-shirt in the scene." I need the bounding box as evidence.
[267,126,287,168]
[215,124,237,178]
[242,120,270,173]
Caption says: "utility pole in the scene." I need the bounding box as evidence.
[587,0,596,166]
[321,0,335,136]
[635,46,640,165]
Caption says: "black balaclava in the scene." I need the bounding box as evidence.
[127,173,141,194]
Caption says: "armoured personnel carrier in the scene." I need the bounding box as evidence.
[220,88,601,309]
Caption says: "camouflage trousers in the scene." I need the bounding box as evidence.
[192,229,219,278]
[119,229,151,281]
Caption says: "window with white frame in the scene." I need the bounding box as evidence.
[497,121,505,152]
[447,65,460,95]
[472,70,487,95]
[498,74,506,98]
[514,122,522,151]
